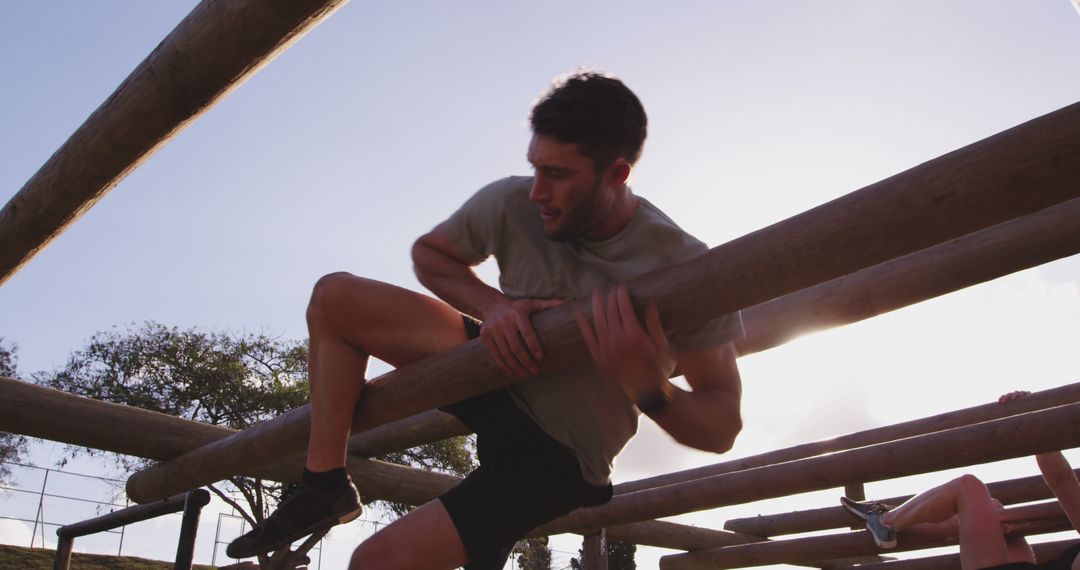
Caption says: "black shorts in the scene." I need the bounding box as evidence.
[437,315,613,570]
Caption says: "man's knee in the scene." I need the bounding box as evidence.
[952,473,991,507]
[307,272,357,323]
[350,536,409,570]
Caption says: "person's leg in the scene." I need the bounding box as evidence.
[350,501,468,570]
[228,272,472,559]
[305,272,470,472]
[882,475,1021,570]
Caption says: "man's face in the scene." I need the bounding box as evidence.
[526,134,613,242]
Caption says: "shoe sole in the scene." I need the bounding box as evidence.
[227,505,363,559]
[871,534,897,549]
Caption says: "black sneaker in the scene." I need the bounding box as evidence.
[840,497,897,549]
[227,481,362,559]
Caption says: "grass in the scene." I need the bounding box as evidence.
[0,543,219,569]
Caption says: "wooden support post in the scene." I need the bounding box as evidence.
[584,530,608,570]
[0,0,350,285]
[52,489,210,570]
[725,470,1080,537]
[125,101,1080,502]
[535,402,1080,535]
[616,379,1080,494]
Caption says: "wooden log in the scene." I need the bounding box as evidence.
[347,409,469,458]
[616,380,1080,494]
[350,194,1080,465]
[602,522,762,551]
[0,375,454,505]
[583,531,608,570]
[660,503,1069,569]
[725,470,1077,537]
[317,195,1080,472]
[535,402,1080,535]
[0,0,350,285]
[826,538,1080,570]
[0,376,750,551]
[125,101,1080,502]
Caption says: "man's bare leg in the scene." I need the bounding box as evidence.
[881,475,1033,569]
[350,501,468,570]
[304,272,471,472]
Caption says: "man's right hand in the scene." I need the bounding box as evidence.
[480,298,565,377]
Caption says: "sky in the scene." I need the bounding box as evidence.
[2,1,1080,568]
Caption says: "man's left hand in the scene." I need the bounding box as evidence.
[575,284,676,406]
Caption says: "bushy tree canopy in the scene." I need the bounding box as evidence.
[0,338,28,485]
[37,322,474,523]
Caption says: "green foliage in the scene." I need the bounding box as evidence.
[0,337,28,485]
[569,537,636,570]
[34,321,475,527]
[514,536,552,570]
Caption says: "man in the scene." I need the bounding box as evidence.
[228,71,745,569]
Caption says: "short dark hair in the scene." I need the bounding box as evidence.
[529,71,648,169]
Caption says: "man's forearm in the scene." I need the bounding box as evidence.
[411,241,506,319]
[648,386,741,454]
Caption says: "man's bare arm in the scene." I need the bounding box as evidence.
[413,223,563,377]
[648,343,742,453]
[1036,451,1080,532]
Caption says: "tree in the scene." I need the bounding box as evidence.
[569,535,636,570]
[0,338,28,485]
[514,536,552,570]
[38,321,475,564]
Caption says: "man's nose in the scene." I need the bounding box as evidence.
[529,179,549,202]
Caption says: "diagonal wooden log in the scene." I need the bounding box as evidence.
[724,470,1080,537]
[125,101,1080,502]
[617,380,1080,494]
[0,0,351,285]
[535,402,1080,535]
[0,375,758,551]
[348,195,1080,465]
[660,503,1069,569]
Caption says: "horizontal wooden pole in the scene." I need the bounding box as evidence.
[827,538,1080,570]
[617,381,1080,494]
[0,376,745,551]
[0,0,349,285]
[0,376,453,505]
[57,489,209,539]
[536,402,1080,535]
[725,470,1076,537]
[661,503,1068,569]
[125,101,1080,502]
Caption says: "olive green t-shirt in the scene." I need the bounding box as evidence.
[445,176,744,484]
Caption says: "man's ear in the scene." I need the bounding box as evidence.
[607,158,632,187]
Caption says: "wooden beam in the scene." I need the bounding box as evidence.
[725,470,1077,537]
[333,195,1080,471]
[660,503,1069,569]
[346,194,1080,466]
[125,101,1080,502]
[0,376,752,552]
[0,0,350,285]
[735,194,1080,358]
[535,402,1080,535]
[826,538,1080,570]
[616,380,1080,494]
[0,375,456,505]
